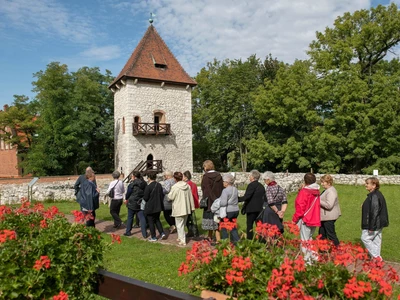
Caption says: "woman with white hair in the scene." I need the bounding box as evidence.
[218,174,240,243]
[239,170,265,240]
[262,171,288,233]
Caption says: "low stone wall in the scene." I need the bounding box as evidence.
[1,173,399,205]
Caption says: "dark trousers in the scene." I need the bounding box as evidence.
[163,209,175,227]
[319,220,339,246]
[246,211,261,240]
[82,210,96,227]
[137,210,148,238]
[125,208,137,234]
[110,199,123,226]
[221,211,240,243]
[146,212,164,238]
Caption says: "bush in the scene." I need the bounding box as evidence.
[179,219,399,299]
[0,200,106,299]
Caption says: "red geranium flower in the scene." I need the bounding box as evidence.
[33,255,51,270]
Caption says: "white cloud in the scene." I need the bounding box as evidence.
[112,0,371,76]
[80,45,121,61]
[0,0,93,43]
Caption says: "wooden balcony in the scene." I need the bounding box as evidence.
[132,123,171,136]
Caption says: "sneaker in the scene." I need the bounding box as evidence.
[161,233,167,240]
[148,237,158,242]
[123,232,132,236]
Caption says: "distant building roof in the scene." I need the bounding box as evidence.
[109,25,197,88]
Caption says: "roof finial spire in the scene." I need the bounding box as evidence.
[149,12,155,24]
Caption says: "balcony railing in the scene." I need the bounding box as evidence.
[132,123,171,135]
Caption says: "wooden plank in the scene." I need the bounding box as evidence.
[96,269,203,300]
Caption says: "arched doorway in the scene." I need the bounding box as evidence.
[146,154,153,170]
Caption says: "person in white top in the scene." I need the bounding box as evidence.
[106,170,125,228]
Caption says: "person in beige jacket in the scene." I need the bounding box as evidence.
[168,172,195,246]
[319,174,341,246]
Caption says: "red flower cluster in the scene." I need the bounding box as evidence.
[0,205,12,219]
[33,255,51,271]
[255,221,281,239]
[53,291,68,300]
[343,277,372,299]
[331,243,368,267]
[32,203,45,212]
[111,234,121,244]
[72,210,85,223]
[43,206,62,219]
[0,229,17,243]
[225,256,252,286]
[219,218,237,231]
[231,256,252,271]
[284,221,300,236]
[362,260,399,298]
[40,219,48,229]
[178,240,217,276]
[225,269,244,285]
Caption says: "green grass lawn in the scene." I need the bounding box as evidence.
[41,184,400,295]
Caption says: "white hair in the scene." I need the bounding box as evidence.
[262,171,275,181]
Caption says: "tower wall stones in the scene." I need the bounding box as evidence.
[114,80,193,175]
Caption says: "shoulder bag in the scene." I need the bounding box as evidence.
[200,179,216,209]
[140,183,157,210]
[107,180,119,199]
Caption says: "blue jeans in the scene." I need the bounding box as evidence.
[221,211,240,243]
[137,210,147,238]
[125,208,136,234]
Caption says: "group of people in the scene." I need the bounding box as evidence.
[105,170,199,246]
[74,163,389,260]
[200,161,288,244]
[292,172,389,262]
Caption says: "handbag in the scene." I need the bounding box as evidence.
[141,183,157,211]
[241,203,247,215]
[107,180,119,199]
[140,198,146,210]
[200,176,216,209]
[199,197,208,209]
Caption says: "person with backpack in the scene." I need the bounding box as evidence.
[106,171,125,229]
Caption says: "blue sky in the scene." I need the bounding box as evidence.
[0,0,395,108]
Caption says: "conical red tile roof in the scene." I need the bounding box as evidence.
[109,25,197,88]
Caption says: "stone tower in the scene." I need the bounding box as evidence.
[109,25,197,177]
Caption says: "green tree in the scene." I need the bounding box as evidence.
[306,4,400,173]
[24,62,114,175]
[192,55,279,171]
[248,60,324,172]
[0,95,38,150]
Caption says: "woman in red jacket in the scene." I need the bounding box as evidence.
[292,173,321,263]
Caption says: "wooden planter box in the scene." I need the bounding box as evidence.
[200,290,237,300]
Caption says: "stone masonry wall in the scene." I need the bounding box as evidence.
[1,173,399,205]
[114,80,193,176]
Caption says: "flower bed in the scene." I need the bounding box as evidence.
[0,200,106,299]
[179,219,399,299]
